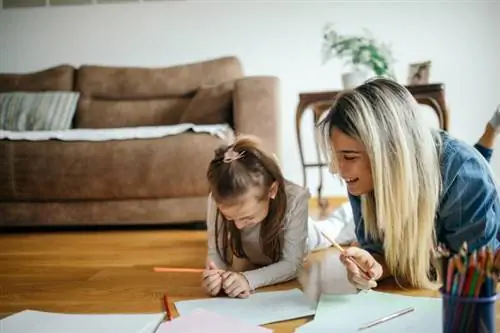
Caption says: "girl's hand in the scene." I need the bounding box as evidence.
[339,247,383,290]
[202,261,223,296]
[221,272,251,298]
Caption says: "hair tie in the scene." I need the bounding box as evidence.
[223,148,245,163]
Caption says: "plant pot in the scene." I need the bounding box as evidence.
[341,71,368,89]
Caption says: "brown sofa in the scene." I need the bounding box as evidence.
[0,56,280,227]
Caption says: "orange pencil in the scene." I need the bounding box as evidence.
[163,294,173,321]
[154,267,204,273]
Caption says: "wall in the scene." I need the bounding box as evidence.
[1,1,499,196]
[490,5,500,182]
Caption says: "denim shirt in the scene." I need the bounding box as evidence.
[349,131,500,254]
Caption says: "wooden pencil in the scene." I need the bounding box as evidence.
[163,294,173,321]
[318,229,372,280]
[154,267,204,273]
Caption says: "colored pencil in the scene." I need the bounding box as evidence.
[151,294,174,333]
[163,294,173,321]
[445,258,455,293]
[154,267,204,273]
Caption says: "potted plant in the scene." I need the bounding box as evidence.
[321,23,395,89]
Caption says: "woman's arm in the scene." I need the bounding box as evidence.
[241,192,309,290]
[206,193,229,270]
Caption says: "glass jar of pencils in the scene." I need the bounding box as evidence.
[438,243,498,333]
[440,287,497,332]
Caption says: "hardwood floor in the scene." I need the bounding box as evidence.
[0,227,309,332]
[0,197,347,332]
[2,206,499,332]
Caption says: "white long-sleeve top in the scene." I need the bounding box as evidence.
[206,181,310,290]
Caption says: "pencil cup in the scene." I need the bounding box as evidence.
[440,288,497,333]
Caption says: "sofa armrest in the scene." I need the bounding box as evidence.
[233,76,280,154]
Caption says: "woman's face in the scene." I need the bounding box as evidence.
[217,184,277,229]
[330,128,374,196]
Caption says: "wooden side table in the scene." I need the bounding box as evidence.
[295,83,449,211]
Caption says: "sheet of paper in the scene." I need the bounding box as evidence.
[157,308,272,333]
[174,288,316,326]
[296,290,442,332]
[0,310,164,333]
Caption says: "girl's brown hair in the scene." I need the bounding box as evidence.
[206,135,287,266]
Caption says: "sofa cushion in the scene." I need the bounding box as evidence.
[0,91,79,131]
[0,132,224,201]
[0,65,75,92]
[74,56,243,129]
[76,98,190,129]
[180,81,234,125]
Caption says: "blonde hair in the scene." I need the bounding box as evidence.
[319,78,443,289]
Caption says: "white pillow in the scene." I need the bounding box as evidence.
[0,91,79,131]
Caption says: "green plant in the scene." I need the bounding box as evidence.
[321,23,395,78]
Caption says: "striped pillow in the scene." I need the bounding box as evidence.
[0,91,79,131]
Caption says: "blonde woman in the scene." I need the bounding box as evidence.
[318,78,500,290]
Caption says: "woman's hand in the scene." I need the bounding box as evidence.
[339,247,383,290]
[202,261,223,296]
[221,272,251,298]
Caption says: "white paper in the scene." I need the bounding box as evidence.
[174,288,316,326]
[296,290,442,332]
[0,310,164,333]
[157,308,272,333]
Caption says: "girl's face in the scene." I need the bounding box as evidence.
[330,128,373,196]
[217,183,278,229]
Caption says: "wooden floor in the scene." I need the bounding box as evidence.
[0,197,348,332]
[2,206,499,332]
[0,226,312,332]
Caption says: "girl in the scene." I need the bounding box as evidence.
[201,135,341,298]
[318,77,500,290]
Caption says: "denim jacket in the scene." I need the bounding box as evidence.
[349,131,500,254]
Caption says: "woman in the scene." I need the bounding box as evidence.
[318,78,499,290]
[313,105,499,247]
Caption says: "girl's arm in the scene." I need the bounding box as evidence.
[240,191,309,290]
[206,193,229,270]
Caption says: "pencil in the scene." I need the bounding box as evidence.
[154,267,204,273]
[445,258,454,293]
[358,307,415,331]
[319,229,372,280]
[163,294,173,321]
